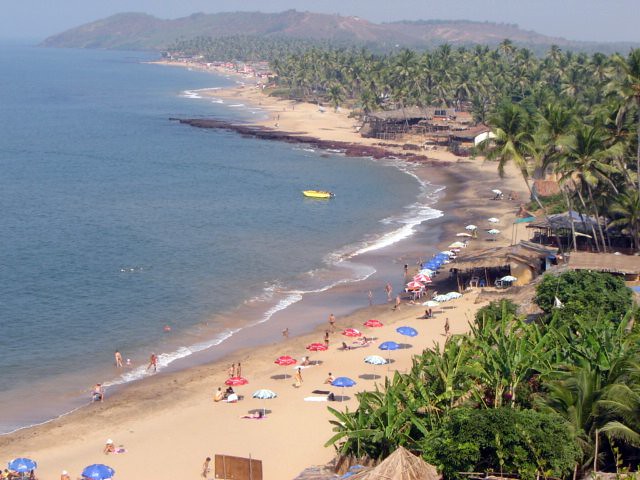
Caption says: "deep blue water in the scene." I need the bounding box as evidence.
[0,45,435,432]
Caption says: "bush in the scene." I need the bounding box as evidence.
[420,408,580,480]
[535,270,632,323]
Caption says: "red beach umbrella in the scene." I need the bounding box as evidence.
[363,319,383,328]
[274,355,297,366]
[406,281,424,290]
[306,342,328,351]
[413,274,432,283]
[225,376,249,386]
[342,328,362,337]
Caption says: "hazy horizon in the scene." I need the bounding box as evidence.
[2,0,639,44]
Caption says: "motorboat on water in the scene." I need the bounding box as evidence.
[302,190,334,199]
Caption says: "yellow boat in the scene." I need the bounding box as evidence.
[302,190,334,199]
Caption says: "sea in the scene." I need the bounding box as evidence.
[0,44,444,434]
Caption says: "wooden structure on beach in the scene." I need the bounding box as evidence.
[215,454,263,480]
[567,252,640,280]
[360,107,479,141]
[450,241,557,289]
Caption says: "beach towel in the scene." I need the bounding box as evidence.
[311,390,330,395]
[241,415,267,419]
[304,396,328,402]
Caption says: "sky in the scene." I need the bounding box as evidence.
[3,0,639,44]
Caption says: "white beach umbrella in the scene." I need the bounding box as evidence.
[491,189,502,195]
[488,217,500,223]
[500,275,518,282]
[488,229,501,235]
[448,241,466,249]
[252,389,278,415]
[433,294,450,303]
[423,300,440,307]
[419,268,435,276]
[465,224,478,231]
[456,232,472,237]
[446,292,463,299]
[440,250,455,257]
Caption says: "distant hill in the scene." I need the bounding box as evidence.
[41,10,636,53]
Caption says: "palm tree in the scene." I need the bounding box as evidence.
[609,49,640,193]
[608,189,640,251]
[557,125,622,251]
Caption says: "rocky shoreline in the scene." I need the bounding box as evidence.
[172,118,451,165]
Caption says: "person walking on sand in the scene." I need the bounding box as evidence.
[444,318,450,337]
[147,353,158,373]
[393,294,401,311]
[385,283,393,302]
[294,367,303,387]
[228,363,235,378]
[202,457,211,478]
[237,362,242,378]
[114,350,123,368]
[328,313,336,332]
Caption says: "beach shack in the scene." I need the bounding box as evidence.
[450,241,557,289]
[361,107,429,140]
[567,252,640,281]
[527,211,601,250]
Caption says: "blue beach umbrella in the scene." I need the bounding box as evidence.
[81,464,115,480]
[8,458,37,473]
[378,340,400,365]
[396,326,418,337]
[331,376,356,402]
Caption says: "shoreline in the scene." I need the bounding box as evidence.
[0,66,529,479]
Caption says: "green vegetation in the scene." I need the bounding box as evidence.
[535,270,632,323]
[326,271,640,477]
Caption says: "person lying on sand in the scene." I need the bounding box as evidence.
[240,411,265,419]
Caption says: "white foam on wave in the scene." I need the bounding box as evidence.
[211,98,224,104]
[228,103,245,107]
[181,90,203,99]
[103,329,239,387]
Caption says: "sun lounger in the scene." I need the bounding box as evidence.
[304,396,328,402]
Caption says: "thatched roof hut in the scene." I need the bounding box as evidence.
[568,252,640,279]
[450,241,557,288]
[347,447,441,480]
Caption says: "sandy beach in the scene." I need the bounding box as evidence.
[0,68,529,480]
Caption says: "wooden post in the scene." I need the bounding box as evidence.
[249,453,253,480]
[593,428,599,473]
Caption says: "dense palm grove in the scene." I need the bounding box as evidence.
[269,43,640,252]
[327,272,640,478]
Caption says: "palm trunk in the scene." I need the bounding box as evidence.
[562,187,578,251]
[636,95,640,195]
[587,184,608,253]
[575,187,601,252]
[524,174,565,253]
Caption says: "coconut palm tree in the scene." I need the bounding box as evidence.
[609,49,640,193]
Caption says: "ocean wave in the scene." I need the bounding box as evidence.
[104,329,240,387]
[228,104,245,107]
[180,90,203,99]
